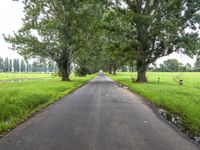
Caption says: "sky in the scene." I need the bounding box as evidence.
[0,0,23,59]
[0,0,197,66]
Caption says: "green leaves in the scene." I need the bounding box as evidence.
[4,0,200,80]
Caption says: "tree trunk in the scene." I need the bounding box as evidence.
[77,66,87,77]
[61,68,70,81]
[136,69,147,82]
[108,65,112,74]
[135,60,148,82]
[112,64,117,75]
[58,59,70,81]
[113,69,116,75]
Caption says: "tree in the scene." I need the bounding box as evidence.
[9,59,12,72]
[13,59,18,72]
[72,2,105,76]
[184,63,192,72]
[42,62,47,72]
[100,8,133,75]
[0,57,4,72]
[21,60,26,72]
[4,58,9,72]
[194,56,200,71]
[28,63,32,72]
[32,61,38,72]
[111,0,200,82]
[25,60,29,72]
[13,59,20,72]
[4,0,94,81]
[163,59,182,72]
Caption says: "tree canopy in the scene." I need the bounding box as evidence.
[4,0,200,82]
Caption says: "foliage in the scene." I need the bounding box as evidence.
[99,8,134,75]
[4,0,99,81]
[3,0,200,82]
[150,59,195,72]
[109,0,200,82]
[0,57,58,73]
[160,59,182,72]
[194,56,200,71]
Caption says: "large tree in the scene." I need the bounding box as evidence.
[4,0,93,81]
[111,0,200,82]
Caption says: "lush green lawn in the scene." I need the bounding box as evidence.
[108,72,200,135]
[0,73,95,134]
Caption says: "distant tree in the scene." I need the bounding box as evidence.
[54,65,58,72]
[25,60,29,72]
[120,65,129,72]
[101,9,132,75]
[37,62,43,72]
[28,63,32,72]
[32,61,37,72]
[13,59,20,72]
[13,59,17,72]
[9,59,12,72]
[185,63,192,72]
[21,60,26,72]
[42,62,47,72]
[48,61,58,72]
[0,57,4,72]
[160,59,182,72]
[179,65,188,72]
[4,58,9,72]
[17,59,20,72]
[159,64,166,72]
[194,56,200,71]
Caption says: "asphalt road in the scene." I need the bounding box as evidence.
[0,73,199,150]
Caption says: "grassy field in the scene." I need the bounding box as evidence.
[0,72,53,81]
[108,72,200,136]
[0,73,95,134]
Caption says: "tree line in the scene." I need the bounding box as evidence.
[0,57,58,73]
[4,0,200,82]
[149,58,200,72]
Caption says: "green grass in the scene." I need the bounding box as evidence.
[0,73,95,134]
[0,72,53,81]
[108,72,200,135]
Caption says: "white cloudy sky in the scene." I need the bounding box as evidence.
[0,0,197,66]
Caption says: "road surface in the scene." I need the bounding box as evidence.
[0,73,199,150]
